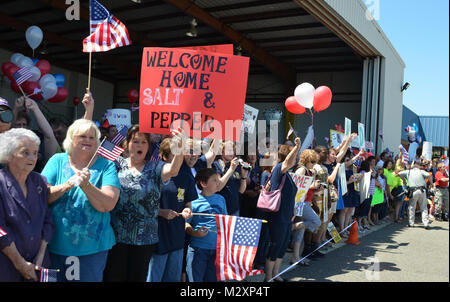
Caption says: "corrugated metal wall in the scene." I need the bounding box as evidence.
[419,116,449,148]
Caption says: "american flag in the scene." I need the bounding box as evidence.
[0,226,7,238]
[40,268,58,282]
[83,0,131,53]
[399,144,409,164]
[215,215,264,281]
[97,140,124,161]
[110,126,128,145]
[12,67,32,86]
[286,122,297,140]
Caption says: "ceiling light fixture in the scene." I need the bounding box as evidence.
[236,45,242,56]
[186,18,198,38]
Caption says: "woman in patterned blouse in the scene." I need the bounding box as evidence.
[104,125,185,282]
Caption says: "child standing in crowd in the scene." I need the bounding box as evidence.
[185,168,228,282]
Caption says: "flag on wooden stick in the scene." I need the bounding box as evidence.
[83,0,132,53]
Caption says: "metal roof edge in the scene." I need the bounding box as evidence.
[355,0,406,67]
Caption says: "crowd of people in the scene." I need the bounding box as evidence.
[0,92,448,282]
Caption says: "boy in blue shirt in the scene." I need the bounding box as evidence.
[185,168,227,282]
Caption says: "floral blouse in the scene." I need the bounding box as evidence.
[111,157,165,246]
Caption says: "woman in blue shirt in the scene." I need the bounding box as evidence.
[264,138,301,282]
[146,138,196,282]
[41,119,121,282]
[213,141,248,216]
[103,126,185,282]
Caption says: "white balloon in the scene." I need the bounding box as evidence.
[39,74,56,87]
[10,53,24,65]
[294,82,315,109]
[29,66,41,82]
[25,26,43,50]
[17,56,34,68]
[42,83,58,100]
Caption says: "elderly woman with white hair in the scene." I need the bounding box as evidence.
[41,119,121,282]
[0,128,54,282]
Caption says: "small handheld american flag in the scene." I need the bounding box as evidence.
[40,268,58,282]
[215,215,264,281]
[12,67,33,86]
[399,144,409,164]
[97,139,124,161]
[83,0,131,53]
[0,226,7,238]
[110,126,128,145]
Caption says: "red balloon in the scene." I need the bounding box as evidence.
[2,62,15,75]
[5,65,20,79]
[22,81,43,101]
[10,80,22,94]
[73,97,80,106]
[22,81,38,94]
[127,89,139,104]
[35,59,51,76]
[48,87,68,103]
[313,86,332,112]
[285,96,306,114]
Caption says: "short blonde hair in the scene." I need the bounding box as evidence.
[63,119,101,154]
[437,163,446,170]
[299,149,319,167]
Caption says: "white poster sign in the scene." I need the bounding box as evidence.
[422,141,433,161]
[105,109,131,131]
[241,104,259,134]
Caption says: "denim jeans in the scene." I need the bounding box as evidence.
[147,249,184,282]
[50,251,108,282]
[186,246,217,282]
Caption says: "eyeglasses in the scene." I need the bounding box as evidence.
[310,161,317,164]
[0,108,13,124]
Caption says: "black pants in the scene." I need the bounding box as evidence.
[103,242,156,282]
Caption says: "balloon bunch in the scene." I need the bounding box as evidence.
[1,26,68,103]
[284,82,332,115]
[404,123,422,144]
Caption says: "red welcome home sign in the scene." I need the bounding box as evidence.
[139,47,249,140]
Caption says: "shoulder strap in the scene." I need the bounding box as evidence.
[279,174,287,190]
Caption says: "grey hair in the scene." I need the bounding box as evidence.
[0,128,41,164]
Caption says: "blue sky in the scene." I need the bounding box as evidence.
[373,0,449,116]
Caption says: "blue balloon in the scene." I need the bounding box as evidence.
[53,73,66,87]
[32,59,39,65]
[416,135,422,144]
[94,121,101,128]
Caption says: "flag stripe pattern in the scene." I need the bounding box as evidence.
[110,126,128,145]
[97,140,124,161]
[12,67,32,86]
[215,215,264,281]
[399,144,409,164]
[83,0,131,53]
[0,226,7,238]
[40,268,58,282]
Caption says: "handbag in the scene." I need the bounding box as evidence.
[257,175,286,213]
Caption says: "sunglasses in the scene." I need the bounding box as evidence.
[0,108,13,124]
[310,161,317,164]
